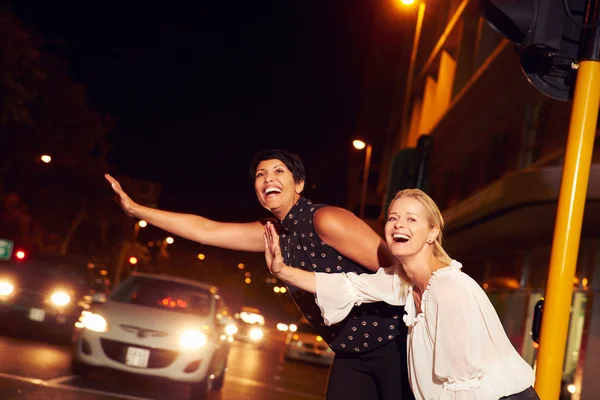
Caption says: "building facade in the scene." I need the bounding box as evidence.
[378,0,600,398]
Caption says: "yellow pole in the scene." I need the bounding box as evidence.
[534,60,600,399]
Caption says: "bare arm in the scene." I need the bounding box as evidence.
[106,174,266,252]
[314,207,397,273]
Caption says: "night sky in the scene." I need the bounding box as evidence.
[9,0,384,224]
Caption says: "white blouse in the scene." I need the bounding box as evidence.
[314,260,535,400]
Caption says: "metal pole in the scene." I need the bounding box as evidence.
[359,144,372,219]
[400,1,426,148]
[535,1,600,396]
[114,222,140,286]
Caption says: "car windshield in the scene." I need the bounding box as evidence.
[112,276,213,317]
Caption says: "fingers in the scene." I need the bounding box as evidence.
[105,174,124,194]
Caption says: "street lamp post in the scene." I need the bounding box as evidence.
[115,220,147,286]
[353,140,372,219]
[399,0,426,147]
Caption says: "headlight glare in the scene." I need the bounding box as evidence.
[225,323,238,336]
[80,312,108,332]
[249,327,263,341]
[180,329,207,349]
[0,281,14,296]
[50,290,71,307]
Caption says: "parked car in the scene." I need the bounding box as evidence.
[72,273,232,399]
[284,320,334,366]
[0,258,90,341]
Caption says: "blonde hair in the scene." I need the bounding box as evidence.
[389,188,452,266]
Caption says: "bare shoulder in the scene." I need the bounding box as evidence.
[313,206,365,238]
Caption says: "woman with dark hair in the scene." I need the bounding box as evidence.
[106,149,413,400]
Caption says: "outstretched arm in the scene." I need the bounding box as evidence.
[106,174,266,252]
[263,222,407,325]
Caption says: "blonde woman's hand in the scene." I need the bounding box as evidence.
[264,221,285,276]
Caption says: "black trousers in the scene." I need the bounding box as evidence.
[326,338,414,400]
[501,387,540,400]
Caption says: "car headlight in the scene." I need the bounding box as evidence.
[277,323,289,332]
[225,323,238,336]
[0,281,14,296]
[249,327,263,341]
[50,290,71,307]
[79,312,109,332]
[180,329,208,349]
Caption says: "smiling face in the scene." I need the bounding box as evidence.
[384,196,439,261]
[254,158,304,220]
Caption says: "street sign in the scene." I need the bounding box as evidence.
[0,239,14,261]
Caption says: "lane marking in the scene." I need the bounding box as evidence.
[44,374,78,385]
[0,372,150,400]
[0,371,323,399]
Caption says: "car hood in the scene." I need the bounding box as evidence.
[96,300,214,334]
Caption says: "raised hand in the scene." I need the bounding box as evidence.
[264,221,285,276]
[105,174,138,216]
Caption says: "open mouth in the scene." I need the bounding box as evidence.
[265,187,282,198]
[392,233,410,243]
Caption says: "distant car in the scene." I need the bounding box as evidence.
[233,306,267,349]
[284,321,334,366]
[0,259,90,340]
[72,273,232,399]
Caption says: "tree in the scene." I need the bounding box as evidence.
[0,10,44,194]
[0,10,119,261]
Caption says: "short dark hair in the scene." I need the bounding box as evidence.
[249,149,306,183]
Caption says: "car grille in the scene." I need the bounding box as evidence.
[100,338,179,369]
[15,289,45,307]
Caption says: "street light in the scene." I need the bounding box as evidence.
[352,140,366,150]
[353,139,372,219]
[40,155,52,164]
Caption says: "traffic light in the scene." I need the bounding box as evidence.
[383,135,433,216]
[481,0,585,101]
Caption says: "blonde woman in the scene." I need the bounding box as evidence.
[264,189,539,400]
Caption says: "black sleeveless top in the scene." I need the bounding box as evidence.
[277,197,406,355]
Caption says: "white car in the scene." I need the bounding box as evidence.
[284,322,334,366]
[72,273,233,399]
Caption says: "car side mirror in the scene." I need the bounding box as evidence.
[92,293,107,304]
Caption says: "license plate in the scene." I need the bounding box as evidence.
[29,308,46,322]
[125,347,150,368]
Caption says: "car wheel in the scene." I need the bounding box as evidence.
[189,376,212,399]
[211,364,227,390]
[71,360,92,377]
